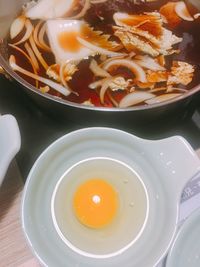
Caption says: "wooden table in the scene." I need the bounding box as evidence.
[0,161,40,267]
[1,150,200,267]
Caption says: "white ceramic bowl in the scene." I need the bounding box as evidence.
[21,127,200,267]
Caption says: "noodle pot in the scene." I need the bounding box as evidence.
[0,0,200,125]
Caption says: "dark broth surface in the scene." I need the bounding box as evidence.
[8,0,200,107]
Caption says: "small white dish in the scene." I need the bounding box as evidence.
[166,208,200,267]
[0,114,21,185]
[21,127,200,267]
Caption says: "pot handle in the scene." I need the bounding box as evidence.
[0,115,21,185]
[145,136,200,194]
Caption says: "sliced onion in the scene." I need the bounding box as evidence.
[134,55,165,71]
[103,59,147,83]
[166,87,187,93]
[33,21,51,52]
[33,21,43,48]
[159,2,181,27]
[89,59,111,78]
[59,62,73,93]
[91,0,108,3]
[119,92,155,108]
[9,55,71,96]
[89,78,109,89]
[194,13,200,19]
[10,16,26,39]
[128,52,136,59]
[175,1,194,21]
[107,90,119,107]
[70,0,90,19]
[77,37,125,57]
[60,62,67,87]
[149,87,166,93]
[95,76,127,104]
[100,81,110,104]
[47,64,60,82]
[38,23,51,52]
[145,93,181,104]
[29,35,49,70]
[24,0,76,20]
[99,55,126,67]
[24,42,40,71]
[13,19,33,45]
[8,43,38,88]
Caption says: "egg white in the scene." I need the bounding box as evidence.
[52,157,148,258]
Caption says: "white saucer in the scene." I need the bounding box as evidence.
[166,208,200,267]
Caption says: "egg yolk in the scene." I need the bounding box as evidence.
[73,179,118,229]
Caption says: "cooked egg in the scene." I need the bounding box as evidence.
[46,20,92,64]
[25,0,76,20]
[73,179,118,229]
[52,157,148,257]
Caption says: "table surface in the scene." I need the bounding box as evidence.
[0,161,39,267]
[0,150,200,267]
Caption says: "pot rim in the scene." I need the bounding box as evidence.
[1,54,200,112]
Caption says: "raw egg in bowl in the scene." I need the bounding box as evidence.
[21,127,200,267]
[51,157,148,258]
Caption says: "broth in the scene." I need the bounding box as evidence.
[7,0,200,108]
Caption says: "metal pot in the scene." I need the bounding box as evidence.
[0,0,200,125]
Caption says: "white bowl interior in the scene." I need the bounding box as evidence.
[52,157,149,258]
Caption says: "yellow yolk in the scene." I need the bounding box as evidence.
[73,179,118,229]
